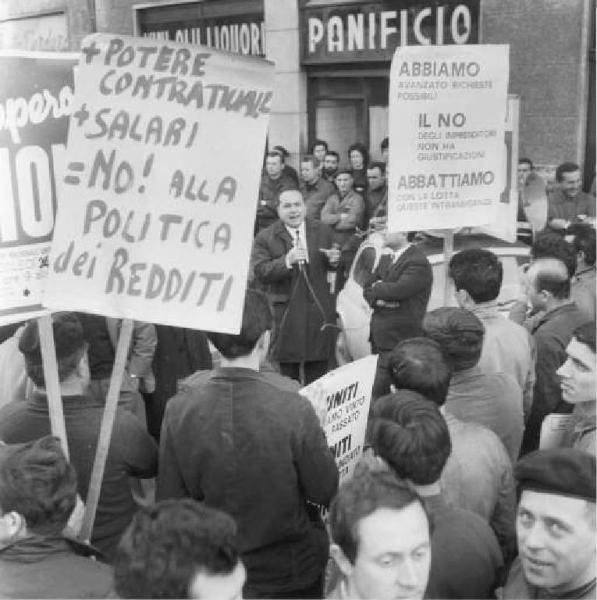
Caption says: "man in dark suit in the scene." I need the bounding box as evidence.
[363,230,433,354]
[251,189,340,384]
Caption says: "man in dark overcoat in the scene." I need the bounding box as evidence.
[363,230,433,354]
[251,189,340,384]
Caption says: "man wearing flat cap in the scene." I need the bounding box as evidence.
[503,448,596,599]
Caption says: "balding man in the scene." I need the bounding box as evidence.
[520,258,590,454]
[251,189,340,384]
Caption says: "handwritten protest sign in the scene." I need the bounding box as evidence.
[388,44,509,232]
[45,34,274,333]
[0,52,76,326]
[301,354,377,484]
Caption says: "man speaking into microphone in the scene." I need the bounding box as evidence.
[252,189,340,384]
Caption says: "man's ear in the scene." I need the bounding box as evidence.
[1,511,26,540]
[330,543,354,579]
[455,287,471,308]
[256,330,271,358]
[76,350,90,378]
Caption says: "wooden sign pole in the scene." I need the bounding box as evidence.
[78,318,133,543]
[442,230,455,306]
[38,314,69,459]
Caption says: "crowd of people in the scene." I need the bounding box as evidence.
[0,138,595,600]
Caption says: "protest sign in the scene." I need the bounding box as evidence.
[476,95,519,243]
[45,34,274,334]
[0,51,76,326]
[388,44,509,232]
[540,413,576,450]
[301,354,377,484]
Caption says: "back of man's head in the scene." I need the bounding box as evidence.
[114,499,243,599]
[573,321,596,353]
[449,248,503,303]
[386,338,451,406]
[532,232,576,278]
[423,307,485,372]
[0,436,77,537]
[329,467,427,564]
[207,290,272,359]
[18,312,86,388]
[566,223,596,267]
[369,390,451,486]
[528,258,571,301]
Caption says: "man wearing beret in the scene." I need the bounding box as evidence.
[503,448,596,599]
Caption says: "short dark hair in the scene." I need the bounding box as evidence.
[19,312,86,388]
[324,150,339,161]
[449,248,503,303]
[567,223,596,266]
[329,467,427,564]
[386,338,451,406]
[380,137,389,151]
[574,321,596,353]
[532,232,576,278]
[423,308,485,372]
[310,139,328,153]
[114,499,240,599]
[301,154,320,169]
[207,290,272,358]
[265,151,283,163]
[271,145,289,159]
[367,161,386,176]
[0,436,77,535]
[556,161,580,182]
[347,142,369,166]
[530,258,571,300]
[369,390,452,485]
[335,167,353,178]
[518,157,533,169]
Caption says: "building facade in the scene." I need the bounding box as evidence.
[1,0,594,185]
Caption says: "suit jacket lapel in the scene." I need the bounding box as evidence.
[273,221,294,254]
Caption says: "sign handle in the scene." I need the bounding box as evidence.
[442,230,455,306]
[79,318,133,544]
[38,314,69,459]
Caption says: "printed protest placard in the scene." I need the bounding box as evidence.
[301,354,377,484]
[540,413,576,450]
[0,52,76,326]
[45,34,274,333]
[388,44,509,232]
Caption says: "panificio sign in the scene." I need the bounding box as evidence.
[45,34,274,333]
[388,44,509,231]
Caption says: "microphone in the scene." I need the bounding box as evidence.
[295,229,305,271]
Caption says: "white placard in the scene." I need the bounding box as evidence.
[301,354,378,484]
[388,44,509,231]
[44,34,274,334]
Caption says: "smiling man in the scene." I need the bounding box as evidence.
[557,321,596,455]
[252,189,340,384]
[547,162,595,231]
[503,448,596,599]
